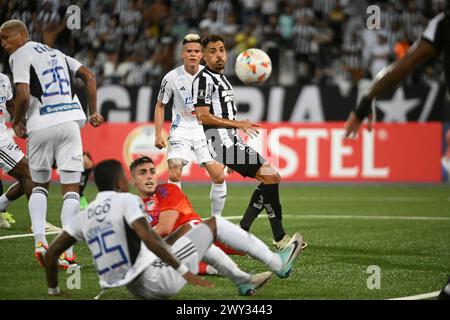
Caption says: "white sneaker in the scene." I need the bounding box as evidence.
[0,214,11,229]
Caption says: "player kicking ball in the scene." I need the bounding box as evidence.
[43,159,304,299]
[154,34,227,217]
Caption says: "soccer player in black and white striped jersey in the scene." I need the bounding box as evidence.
[343,1,450,300]
[192,34,299,250]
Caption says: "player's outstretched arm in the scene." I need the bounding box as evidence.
[44,231,77,296]
[153,209,179,237]
[132,217,213,288]
[344,40,437,138]
[76,66,103,127]
[12,83,30,138]
[154,100,167,149]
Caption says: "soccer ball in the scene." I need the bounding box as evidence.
[234,48,272,84]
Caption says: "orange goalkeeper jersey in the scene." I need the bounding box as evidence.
[143,183,201,230]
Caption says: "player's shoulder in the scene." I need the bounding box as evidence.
[10,42,32,61]
[157,183,184,198]
[164,66,184,81]
[119,192,143,204]
[194,66,214,84]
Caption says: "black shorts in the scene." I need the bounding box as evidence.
[205,129,265,178]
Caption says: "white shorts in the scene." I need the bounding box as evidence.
[167,135,213,165]
[126,224,213,299]
[0,138,25,173]
[28,121,83,183]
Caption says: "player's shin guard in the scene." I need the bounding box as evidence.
[213,216,282,271]
[29,187,48,246]
[260,183,286,242]
[240,184,264,231]
[202,244,250,284]
[61,192,80,258]
[210,182,227,216]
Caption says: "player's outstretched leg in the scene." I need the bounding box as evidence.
[203,216,304,279]
[185,222,273,296]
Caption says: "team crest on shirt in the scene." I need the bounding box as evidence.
[197,89,206,100]
[146,199,155,211]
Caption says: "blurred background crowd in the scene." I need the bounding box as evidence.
[0,0,447,89]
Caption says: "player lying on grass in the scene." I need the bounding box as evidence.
[130,156,245,276]
[44,159,304,299]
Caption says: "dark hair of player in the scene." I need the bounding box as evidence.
[201,34,225,48]
[94,159,125,191]
[129,156,155,173]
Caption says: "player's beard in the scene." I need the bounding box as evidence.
[216,59,225,71]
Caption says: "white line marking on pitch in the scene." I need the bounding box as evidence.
[188,195,440,202]
[2,214,450,241]
[0,231,60,241]
[389,291,440,300]
[225,214,450,222]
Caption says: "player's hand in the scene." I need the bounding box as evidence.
[155,135,167,149]
[89,113,104,127]
[183,272,214,288]
[13,121,28,138]
[239,119,260,138]
[226,167,234,175]
[343,112,373,139]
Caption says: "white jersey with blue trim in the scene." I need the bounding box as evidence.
[157,65,205,138]
[0,72,13,138]
[64,191,158,289]
[9,41,86,133]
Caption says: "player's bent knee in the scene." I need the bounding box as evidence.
[256,165,281,184]
[211,175,224,184]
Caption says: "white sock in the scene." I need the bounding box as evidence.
[202,244,250,284]
[168,180,181,189]
[61,192,80,258]
[210,182,227,216]
[0,193,11,212]
[29,187,48,247]
[214,216,282,271]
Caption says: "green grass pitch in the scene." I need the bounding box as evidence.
[0,183,449,300]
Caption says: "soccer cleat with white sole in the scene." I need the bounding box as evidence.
[238,271,273,296]
[0,214,11,229]
[275,233,303,279]
[2,212,16,224]
[273,234,308,251]
[58,253,80,270]
[30,222,62,233]
[34,241,48,267]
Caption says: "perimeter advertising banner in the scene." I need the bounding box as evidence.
[65,122,441,183]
